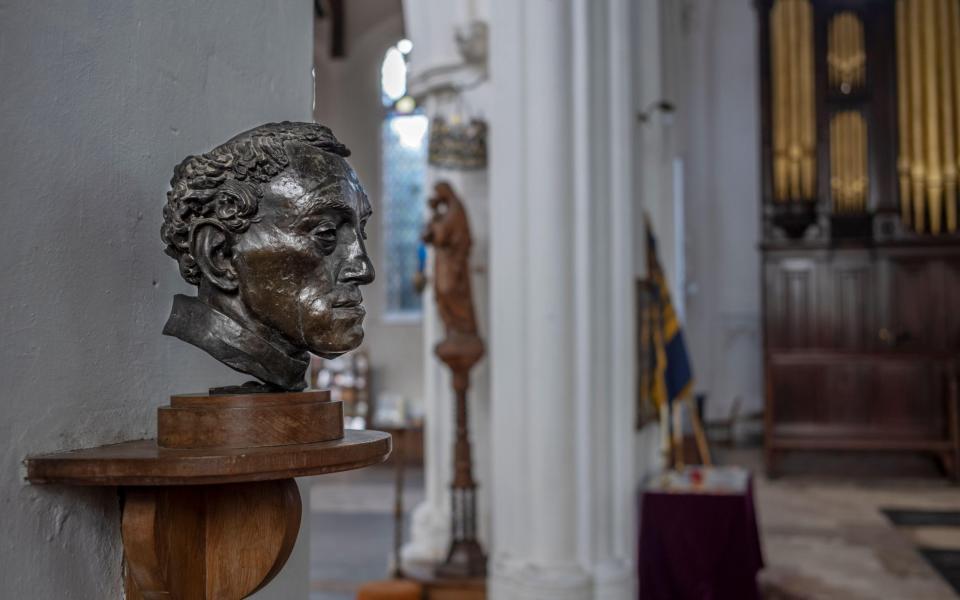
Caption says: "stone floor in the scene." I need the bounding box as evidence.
[726,448,960,599]
[307,449,960,600]
[308,465,425,600]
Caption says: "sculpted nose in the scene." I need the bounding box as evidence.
[340,239,375,285]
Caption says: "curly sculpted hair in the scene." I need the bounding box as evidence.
[161,121,351,285]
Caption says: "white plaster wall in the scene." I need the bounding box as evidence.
[0,1,314,597]
[679,0,764,422]
[313,3,427,410]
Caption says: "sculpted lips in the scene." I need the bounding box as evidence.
[331,290,364,311]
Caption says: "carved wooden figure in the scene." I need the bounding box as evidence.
[423,182,487,578]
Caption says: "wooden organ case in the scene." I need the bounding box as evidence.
[757,0,960,476]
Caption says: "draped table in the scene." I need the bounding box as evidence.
[638,467,764,600]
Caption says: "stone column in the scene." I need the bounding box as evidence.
[488,0,639,598]
[404,170,491,566]
[400,0,493,566]
[488,0,588,594]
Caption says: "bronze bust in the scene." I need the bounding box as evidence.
[161,122,374,391]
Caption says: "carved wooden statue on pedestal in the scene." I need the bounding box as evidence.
[423,181,487,578]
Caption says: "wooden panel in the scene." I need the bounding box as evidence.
[886,257,944,350]
[942,260,960,351]
[828,256,874,349]
[769,359,825,427]
[872,357,944,437]
[766,257,820,349]
[823,359,872,426]
[769,352,948,440]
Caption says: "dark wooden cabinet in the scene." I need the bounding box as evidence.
[764,246,960,475]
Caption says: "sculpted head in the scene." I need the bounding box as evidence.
[161,122,375,390]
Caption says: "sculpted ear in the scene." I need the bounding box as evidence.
[191,222,238,292]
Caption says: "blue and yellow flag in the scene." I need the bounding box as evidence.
[641,218,693,414]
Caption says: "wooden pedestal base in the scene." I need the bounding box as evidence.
[405,563,486,600]
[26,391,392,600]
[123,479,301,600]
[158,390,343,449]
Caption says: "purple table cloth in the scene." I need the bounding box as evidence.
[638,476,763,600]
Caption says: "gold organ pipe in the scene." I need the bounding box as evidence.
[830,115,839,211]
[853,116,859,212]
[854,114,860,211]
[833,112,844,213]
[837,113,850,213]
[830,111,868,214]
[830,116,836,208]
[848,114,855,212]
[788,0,802,198]
[945,1,960,233]
[842,116,848,212]
[856,113,870,212]
[896,0,912,226]
[829,12,836,89]
[909,0,927,231]
[828,14,835,89]
[895,0,960,234]
[842,113,851,212]
[771,1,788,202]
[857,15,866,88]
[800,0,815,199]
[770,0,816,202]
[924,0,943,234]
[828,12,867,93]
[939,0,957,233]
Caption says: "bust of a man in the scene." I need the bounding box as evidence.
[161,122,374,391]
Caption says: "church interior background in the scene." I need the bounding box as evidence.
[2,0,960,599]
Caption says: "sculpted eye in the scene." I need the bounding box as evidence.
[312,225,338,252]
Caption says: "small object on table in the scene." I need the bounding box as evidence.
[689,467,704,488]
[639,466,763,600]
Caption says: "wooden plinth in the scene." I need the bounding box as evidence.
[158,390,343,450]
[404,563,486,600]
[26,410,391,599]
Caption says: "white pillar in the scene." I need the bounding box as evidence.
[403,265,453,564]
[488,1,582,595]
[404,169,491,565]
[488,0,639,598]
[400,0,494,566]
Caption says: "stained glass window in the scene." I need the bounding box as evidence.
[380,41,427,316]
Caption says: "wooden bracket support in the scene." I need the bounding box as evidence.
[122,480,301,600]
[25,391,392,600]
